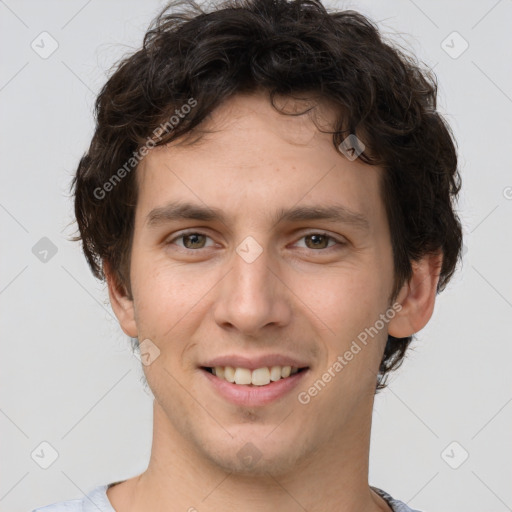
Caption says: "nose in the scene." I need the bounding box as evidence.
[212,238,292,337]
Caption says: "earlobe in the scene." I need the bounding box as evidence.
[103,261,138,338]
[387,251,443,338]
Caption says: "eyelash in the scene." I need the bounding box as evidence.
[166,230,345,253]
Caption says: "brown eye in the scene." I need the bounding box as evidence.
[167,231,214,250]
[297,233,341,251]
[303,234,331,249]
[181,233,207,249]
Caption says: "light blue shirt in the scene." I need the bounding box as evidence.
[32,483,422,511]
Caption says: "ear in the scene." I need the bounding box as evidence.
[388,251,443,338]
[104,261,138,338]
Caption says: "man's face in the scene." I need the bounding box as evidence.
[120,92,397,476]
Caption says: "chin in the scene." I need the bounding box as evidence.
[200,430,311,478]
[208,449,299,477]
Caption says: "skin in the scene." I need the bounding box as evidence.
[105,90,442,511]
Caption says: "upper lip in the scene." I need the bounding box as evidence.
[201,354,310,370]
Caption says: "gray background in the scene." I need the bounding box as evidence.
[1,0,511,511]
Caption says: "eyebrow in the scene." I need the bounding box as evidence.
[146,201,370,231]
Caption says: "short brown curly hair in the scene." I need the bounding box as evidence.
[72,0,463,391]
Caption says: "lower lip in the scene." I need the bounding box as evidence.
[200,368,309,407]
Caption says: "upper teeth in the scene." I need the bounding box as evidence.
[212,366,300,386]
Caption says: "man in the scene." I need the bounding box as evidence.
[33,0,462,510]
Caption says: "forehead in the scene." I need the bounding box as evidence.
[134,91,384,229]
[144,92,342,169]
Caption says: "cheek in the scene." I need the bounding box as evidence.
[130,255,194,338]
[299,266,390,343]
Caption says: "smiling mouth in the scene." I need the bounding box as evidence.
[201,366,308,386]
